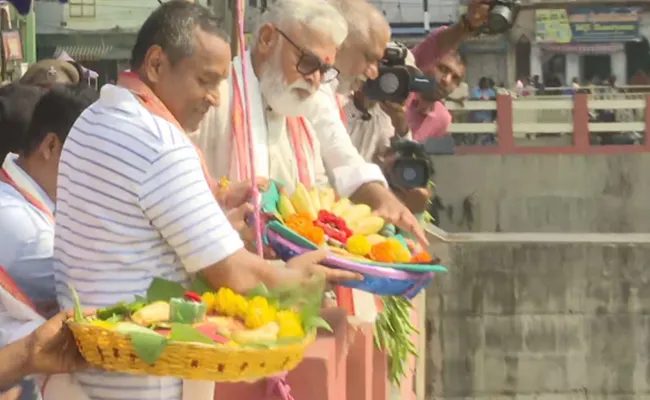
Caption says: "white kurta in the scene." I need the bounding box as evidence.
[191,52,386,196]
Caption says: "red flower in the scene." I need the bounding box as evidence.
[184,292,202,302]
[315,210,352,243]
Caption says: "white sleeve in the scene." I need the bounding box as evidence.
[308,86,387,198]
[0,286,45,346]
[138,144,244,274]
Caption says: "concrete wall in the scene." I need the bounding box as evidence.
[432,153,650,233]
[425,231,650,399]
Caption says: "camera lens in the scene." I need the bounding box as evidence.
[488,6,512,33]
[402,166,418,182]
[391,159,428,188]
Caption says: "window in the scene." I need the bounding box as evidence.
[69,0,96,18]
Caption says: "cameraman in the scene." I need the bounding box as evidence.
[342,52,431,215]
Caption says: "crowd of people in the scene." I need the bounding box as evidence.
[0,0,492,399]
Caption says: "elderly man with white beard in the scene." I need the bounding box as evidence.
[194,0,428,246]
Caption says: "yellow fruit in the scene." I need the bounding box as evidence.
[309,188,321,211]
[366,234,387,245]
[340,204,372,226]
[387,238,411,263]
[276,310,305,339]
[131,301,171,326]
[201,292,216,312]
[290,183,317,220]
[232,322,280,344]
[348,216,385,235]
[278,190,297,221]
[331,198,352,216]
[319,188,336,212]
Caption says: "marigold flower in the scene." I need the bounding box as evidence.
[304,226,326,245]
[201,292,216,312]
[410,252,432,263]
[346,234,372,256]
[276,310,305,338]
[214,287,249,318]
[370,241,395,263]
[387,238,411,263]
[245,296,277,329]
[89,320,115,329]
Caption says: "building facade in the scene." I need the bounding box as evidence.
[512,2,650,87]
[34,0,210,84]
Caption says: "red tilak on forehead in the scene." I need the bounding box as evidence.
[325,56,332,63]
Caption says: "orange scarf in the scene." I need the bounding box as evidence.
[230,66,315,188]
[116,72,218,195]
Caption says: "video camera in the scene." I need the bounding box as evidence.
[482,0,521,35]
[387,136,455,189]
[362,42,436,104]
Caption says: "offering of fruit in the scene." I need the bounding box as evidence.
[69,276,330,366]
[275,183,434,265]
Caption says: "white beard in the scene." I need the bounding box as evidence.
[258,49,316,117]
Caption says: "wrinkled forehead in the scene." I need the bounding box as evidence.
[283,23,337,62]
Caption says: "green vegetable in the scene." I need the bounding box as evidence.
[374,296,419,386]
[68,284,85,322]
[97,302,130,320]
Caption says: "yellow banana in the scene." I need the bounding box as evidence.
[319,187,336,212]
[290,183,317,220]
[277,190,296,221]
[309,188,321,212]
[340,204,372,226]
[331,198,352,216]
[366,234,387,246]
[348,216,385,235]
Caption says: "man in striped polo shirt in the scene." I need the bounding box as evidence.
[53,2,357,400]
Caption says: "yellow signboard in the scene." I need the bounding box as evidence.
[535,9,572,44]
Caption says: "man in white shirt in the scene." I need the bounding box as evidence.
[53,3,357,400]
[195,0,427,246]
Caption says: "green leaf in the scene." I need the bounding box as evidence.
[68,284,84,322]
[134,295,147,303]
[169,323,214,345]
[115,323,168,365]
[146,278,185,303]
[242,342,273,349]
[304,316,332,333]
[190,276,213,295]
[106,314,125,324]
[128,332,168,365]
[246,284,270,299]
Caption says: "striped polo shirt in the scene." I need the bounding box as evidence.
[54,84,244,400]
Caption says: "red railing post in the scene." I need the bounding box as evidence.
[496,94,515,153]
[572,93,590,151]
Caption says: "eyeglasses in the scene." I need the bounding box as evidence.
[276,29,339,83]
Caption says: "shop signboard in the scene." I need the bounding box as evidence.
[536,6,640,43]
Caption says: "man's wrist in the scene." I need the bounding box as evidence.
[458,14,481,36]
[0,337,33,389]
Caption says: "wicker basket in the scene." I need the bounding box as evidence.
[68,321,314,382]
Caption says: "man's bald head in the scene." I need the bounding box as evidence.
[329,0,390,94]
